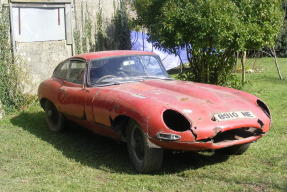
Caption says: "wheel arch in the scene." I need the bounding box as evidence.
[39,98,60,112]
[111,115,132,141]
[39,98,49,109]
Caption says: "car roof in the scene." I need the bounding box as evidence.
[72,50,156,61]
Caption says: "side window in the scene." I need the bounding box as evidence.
[67,60,86,84]
[53,60,69,79]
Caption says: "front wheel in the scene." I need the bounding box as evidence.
[44,101,67,132]
[126,120,163,173]
[216,143,250,155]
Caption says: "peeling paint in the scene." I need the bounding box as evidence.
[131,93,146,99]
[213,126,223,134]
[183,109,192,114]
[206,100,214,104]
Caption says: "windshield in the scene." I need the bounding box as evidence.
[89,55,170,86]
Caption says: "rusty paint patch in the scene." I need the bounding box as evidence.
[180,97,189,102]
[206,100,214,104]
[112,103,120,112]
[213,127,223,134]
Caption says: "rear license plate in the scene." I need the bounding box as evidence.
[213,111,256,121]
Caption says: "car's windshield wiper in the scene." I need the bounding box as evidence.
[93,81,121,87]
[91,78,144,87]
[138,76,173,80]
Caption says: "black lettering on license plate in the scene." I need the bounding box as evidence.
[214,111,256,121]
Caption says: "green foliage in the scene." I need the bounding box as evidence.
[82,3,93,53]
[74,0,131,53]
[73,30,81,55]
[276,16,287,57]
[94,0,131,51]
[94,0,107,51]
[112,0,131,50]
[74,2,94,54]
[134,0,284,86]
[234,0,284,50]
[0,6,33,114]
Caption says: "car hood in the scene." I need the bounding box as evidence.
[108,79,265,140]
[111,79,256,112]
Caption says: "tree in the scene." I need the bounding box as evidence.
[276,2,287,57]
[133,0,284,86]
[112,0,131,50]
[276,20,287,57]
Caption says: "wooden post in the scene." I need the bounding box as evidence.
[270,47,283,80]
[241,51,247,85]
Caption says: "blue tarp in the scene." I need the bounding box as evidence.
[131,31,188,70]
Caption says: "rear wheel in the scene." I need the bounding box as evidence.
[44,101,66,132]
[126,120,163,173]
[216,143,250,155]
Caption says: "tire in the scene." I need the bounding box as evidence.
[126,120,163,173]
[216,143,250,155]
[44,101,66,132]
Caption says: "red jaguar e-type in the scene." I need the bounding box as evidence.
[38,50,271,173]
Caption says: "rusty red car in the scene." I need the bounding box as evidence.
[38,50,271,173]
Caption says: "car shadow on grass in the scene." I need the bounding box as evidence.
[10,110,229,174]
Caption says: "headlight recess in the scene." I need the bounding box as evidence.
[163,109,191,132]
[257,100,271,118]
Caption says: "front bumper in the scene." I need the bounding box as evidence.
[149,135,262,151]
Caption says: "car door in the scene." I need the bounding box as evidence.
[57,59,88,119]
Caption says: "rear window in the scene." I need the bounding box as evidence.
[53,60,69,80]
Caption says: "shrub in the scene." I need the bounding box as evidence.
[133,0,284,86]
[0,6,34,114]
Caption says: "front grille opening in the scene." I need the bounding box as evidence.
[198,127,264,143]
[213,127,263,143]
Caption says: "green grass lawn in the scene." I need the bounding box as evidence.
[0,58,286,192]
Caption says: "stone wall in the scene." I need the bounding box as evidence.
[0,0,9,5]
[73,0,116,22]
[15,40,72,93]
[72,0,119,53]
[6,0,118,93]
